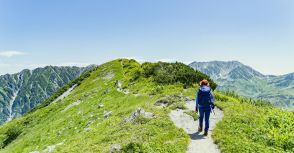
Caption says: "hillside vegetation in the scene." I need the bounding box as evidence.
[0,59,215,153]
[212,92,294,152]
[0,59,293,153]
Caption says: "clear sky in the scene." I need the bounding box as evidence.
[0,0,294,75]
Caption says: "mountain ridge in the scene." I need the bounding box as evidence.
[0,65,93,124]
[189,60,294,108]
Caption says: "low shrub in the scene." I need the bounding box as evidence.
[1,127,22,148]
[122,142,144,153]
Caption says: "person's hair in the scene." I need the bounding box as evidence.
[200,79,209,86]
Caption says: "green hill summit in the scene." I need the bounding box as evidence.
[0,59,293,153]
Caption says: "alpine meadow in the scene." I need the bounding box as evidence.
[1,1,294,153]
[0,59,293,153]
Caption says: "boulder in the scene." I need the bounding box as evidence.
[185,97,193,101]
[103,111,112,119]
[84,128,91,132]
[103,88,111,95]
[115,80,122,88]
[154,99,169,108]
[98,104,104,108]
[124,108,154,123]
[110,144,121,153]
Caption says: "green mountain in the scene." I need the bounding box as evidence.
[189,61,294,108]
[0,66,91,124]
[0,59,293,153]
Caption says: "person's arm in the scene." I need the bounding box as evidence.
[195,90,199,112]
[210,90,215,109]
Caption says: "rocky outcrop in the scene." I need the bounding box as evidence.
[110,144,121,153]
[61,100,82,112]
[124,108,154,123]
[103,111,113,119]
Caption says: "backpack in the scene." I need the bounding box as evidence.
[198,88,212,106]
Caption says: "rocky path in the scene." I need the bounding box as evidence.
[169,100,223,153]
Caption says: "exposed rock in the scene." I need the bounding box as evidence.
[62,100,82,112]
[84,128,91,132]
[185,97,193,102]
[29,151,40,153]
[144,111,154,119]
[155,99,169,108]
[103,88,111,95]
[116,87,129,94]
[86,120,94,126]
[155,94,187,108]
[57,128,65,136]
[89,113,94,118]
[121,89,130,94]
[98,104,104,108]
[124,108,154,123]
[52,84,77,103]
[110,144,121,153]
[115,80,122,88]
[103,72,115,81]
[43,141,64,152]
[103,111,113,119]
[133,93,141,97]
[115,80,130,94]
[77,110,83,115]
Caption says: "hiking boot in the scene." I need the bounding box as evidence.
[198,127,202,132]
[203,131,208,136]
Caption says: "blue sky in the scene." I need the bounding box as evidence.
[0,0,294,75]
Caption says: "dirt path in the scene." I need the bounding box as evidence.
[169,100,223,153]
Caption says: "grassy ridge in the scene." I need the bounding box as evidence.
[0,59,194,153]
[0,59,293,153]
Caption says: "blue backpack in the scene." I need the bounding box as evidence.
[198,88,212,106]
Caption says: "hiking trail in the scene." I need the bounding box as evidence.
[169,100,223,153]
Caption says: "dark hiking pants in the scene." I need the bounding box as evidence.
[199,108,211,132]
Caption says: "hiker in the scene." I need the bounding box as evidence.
[195,79,215,136]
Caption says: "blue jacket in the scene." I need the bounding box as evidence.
[196,85,215,110]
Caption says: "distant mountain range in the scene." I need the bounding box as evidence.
[0,66,92,124]
[189,61,294,109]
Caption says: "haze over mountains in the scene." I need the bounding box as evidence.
[0,66,92,124]
[189,61,294,108]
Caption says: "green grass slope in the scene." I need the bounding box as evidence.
[212,92,294,153]
[0,59,216,153]
[0,59,293,153]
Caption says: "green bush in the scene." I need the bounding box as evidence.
[149,86,163,95]
[122,142,144,153]
[1,127,22,148]
[141,62,217,89]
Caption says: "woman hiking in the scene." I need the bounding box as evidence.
[195,79,215,136]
